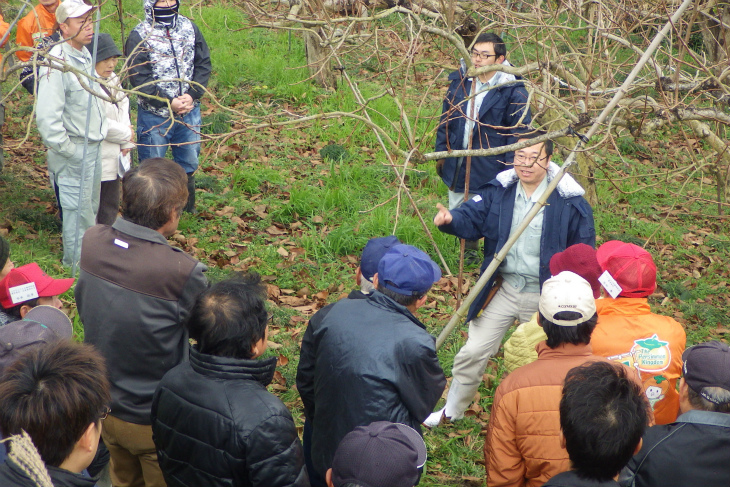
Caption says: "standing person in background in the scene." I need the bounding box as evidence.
[89,33,135,225]
[16,0,62,94]
[125,0,211,214]
[36,0,107,267]
[435,32,531,264]
[15,0,59,63]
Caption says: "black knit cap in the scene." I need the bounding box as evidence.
[88,33,122,62]
[0,236,9,271]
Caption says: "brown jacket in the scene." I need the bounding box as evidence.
[485,342,615,487]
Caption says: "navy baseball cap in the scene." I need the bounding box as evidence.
[682,341,730,403]
[360,236,401,282]
[378,244,441,296]
[331,421,427,487]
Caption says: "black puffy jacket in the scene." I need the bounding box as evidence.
[298,291,446,476]
[151,347,309,487]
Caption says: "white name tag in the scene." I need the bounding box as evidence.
[114,239,129,249]
[9,283,39,305]
[599,270,623,299]
[472,195,482,202]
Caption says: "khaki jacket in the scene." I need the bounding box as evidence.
[36,41,107,170]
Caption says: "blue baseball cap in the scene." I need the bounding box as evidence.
[360,236,402,281]
[378,244,441,296]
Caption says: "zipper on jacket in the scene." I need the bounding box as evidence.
[167,27,184,101]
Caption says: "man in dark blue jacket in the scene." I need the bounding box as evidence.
[303,244,446,482]
[435,32,532,262]
[435,32,532,205]
[426,133,595,426]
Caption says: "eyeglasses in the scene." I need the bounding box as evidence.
[471,49,498,60]
[514,153,548,167]
[99,407,111,421]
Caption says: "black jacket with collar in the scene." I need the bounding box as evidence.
[151,347,308,487]
[620,409,730,487]
[303,291,446,476]
[296,289,369,421]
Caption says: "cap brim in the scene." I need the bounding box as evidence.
[22,305,73,339]
[39,277,75,298]
[391,423,427,468]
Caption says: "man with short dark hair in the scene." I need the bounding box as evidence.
[152,273,308,487]
[429,133,595,425]
[36,0,107,266]
[326,422,426,487]
[485,271,614,487]
[435,31,532,263]
[435,31,532,205]
[297,235,400,485]
[76,157,207,487]
[0,341,111,487]
[305,244,446,481]
[620,341,730,487]
[543,361,649,487]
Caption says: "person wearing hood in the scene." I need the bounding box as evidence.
[124,0,211,214]
[428,131,595,426]
[434,32,532,264]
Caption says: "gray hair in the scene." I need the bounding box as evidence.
[360,277,376,295]
[688,386,730,413]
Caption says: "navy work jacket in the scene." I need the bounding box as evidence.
[439,177,595,321]
[435,68,532,193]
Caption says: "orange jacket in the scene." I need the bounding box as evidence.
[591,297,686,425]
[485,342,615,487]
[0,14,9,47]
[15,2,58,62]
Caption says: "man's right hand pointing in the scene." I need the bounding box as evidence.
[433,203,453,226]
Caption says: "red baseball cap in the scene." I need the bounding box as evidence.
[596,241,656,298]
[0,263,75,308]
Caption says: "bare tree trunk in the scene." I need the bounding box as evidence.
[304,29,338,89]
[702,2,730,75]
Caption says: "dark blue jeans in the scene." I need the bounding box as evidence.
[136,106,201,174]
